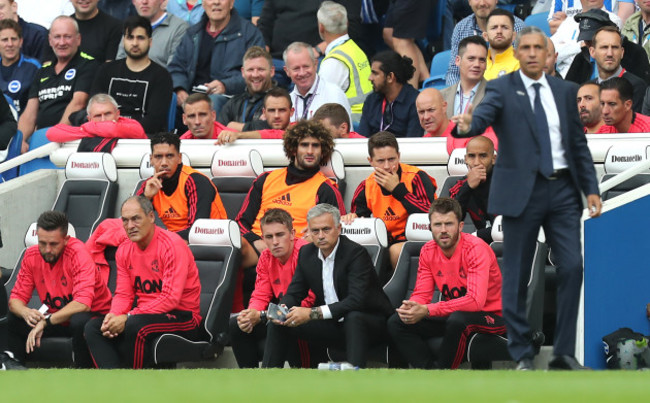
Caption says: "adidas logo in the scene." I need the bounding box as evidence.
[459,266,467,279]
[272,193,292,206]
[273,279,281,285]
[436,270,443,277]
[383,206,400,221]
[162,207,180,218]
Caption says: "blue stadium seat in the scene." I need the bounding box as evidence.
[168,92,177,131]
[524,12,552,37]
[0,130,23,182]
[422,50,451,90]
[19,127,59,175]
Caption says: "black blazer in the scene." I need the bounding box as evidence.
[281,235,393,320]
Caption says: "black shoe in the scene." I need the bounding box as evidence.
[516,358,534,371]
[548,355,590,371]
[0,352,27,370]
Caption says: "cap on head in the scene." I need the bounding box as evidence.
[575,9,617,42]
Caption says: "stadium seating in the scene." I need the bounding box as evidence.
[439,148,476,233]
[600,144,650,201]
[20,127,59,176]
[524,12,552,37]
[320,149,347,200]
[422,50,451,90]
[341,217,389,278]
[4,223,78,366]
[52,152,118,242]
[210,147,263,219]
[0,130,23,182]
[152,219,241,366]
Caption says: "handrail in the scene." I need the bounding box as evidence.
[598,156,650,194]
[0,142,60,175]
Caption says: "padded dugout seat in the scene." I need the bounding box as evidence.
[341,217,389,279]
[439,148,475,233]
[210,147,264,219]
[320,149,347,197]
[152,219,241,365]
[52,153,118,242]
[4,223,78,366]
[599,144,650,201]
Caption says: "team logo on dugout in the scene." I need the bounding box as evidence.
[8,80,20,93]
[65,69,76,80]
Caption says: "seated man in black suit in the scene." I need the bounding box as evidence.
[262,203,393,368]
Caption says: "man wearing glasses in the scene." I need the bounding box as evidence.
[358,50,422,138]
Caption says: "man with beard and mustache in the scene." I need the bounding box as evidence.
[90,16,172,134]
[5,211,111,368]
[483,9,520,81]
[136,132,227,241]
[598,77,650,133]
[577,82,605,133]
[386,198,506,369]
[358,50,420,138]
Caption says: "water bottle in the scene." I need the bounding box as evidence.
[317,362,359,371]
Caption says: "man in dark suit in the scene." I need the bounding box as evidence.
[262,203,393,368]
[453,26,602,371]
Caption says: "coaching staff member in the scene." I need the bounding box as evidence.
[262,203,393,369]
[84,196,202,369]
[453,26,602,370]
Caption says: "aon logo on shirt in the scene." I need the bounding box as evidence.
[441,285,467,301]
[43,292,73,310]
[134,276,163,294]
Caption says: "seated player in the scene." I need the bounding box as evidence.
[597,77,650,133]
[312,103,366,139]
[449,136,497,244]
[136,132,227,240]
[343,131,437,268]
[180,93,230,140]
[46,93,147,152]
[262,204,393,369]
[236,120,345,268]
[84,196,202,369]
[6,211,111,368]
[229,208,316,368]
[387,198,506,369]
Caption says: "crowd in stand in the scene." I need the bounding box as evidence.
[1,0,643,370]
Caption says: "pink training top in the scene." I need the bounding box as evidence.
[410,232,502,317]
[112,227,202,324]
[10,237,112,314]
[46,117,147,142]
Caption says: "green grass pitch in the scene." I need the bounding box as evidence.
[2,369,649,402]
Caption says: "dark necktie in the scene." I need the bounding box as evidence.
[382,101,393,130]
[532,83,554,178]
[300,93,313,120]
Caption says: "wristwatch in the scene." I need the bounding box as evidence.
[309,307,320,320]
[45,314,52,327]
[260,310,267,324]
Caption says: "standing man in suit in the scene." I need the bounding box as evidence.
[453,26,602,370]
[441,36,488,120]
[262,203,393,369]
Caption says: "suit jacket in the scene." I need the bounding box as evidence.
[452,71,599,218]
[281,235,393,320]
[440,80,488,119]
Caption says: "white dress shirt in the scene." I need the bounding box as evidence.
[319,34,351,92]
[318,238,341,320]
[290,75,352,123]
[519,71,568,170]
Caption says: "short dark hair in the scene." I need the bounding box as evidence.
[184,92,212,110]
[283,120,334,165]
[123,15,152,38]
[367,131,399,157]
[122,195,155,215]
[150,132,180,153]
[592,25,622,47]
[371,50,415,85]
[428,197,463,223]
[37,211,68,235]
[260,208,294,231]
[264,87,292,108]
[600,77,634,103]
[458,35,488,57]
[312,103,350,132]
[486,8,515,28]
[0,19,22,38]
